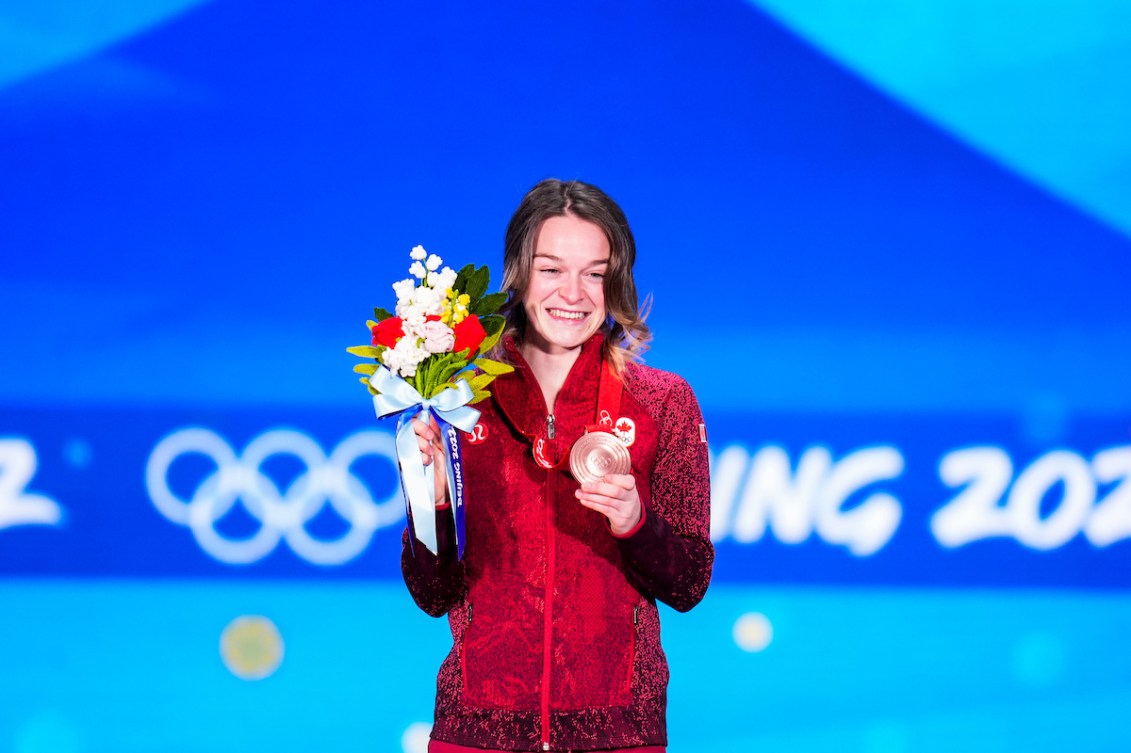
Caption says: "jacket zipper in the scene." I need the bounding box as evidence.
[541,410,556,749]
[541,466,557,751]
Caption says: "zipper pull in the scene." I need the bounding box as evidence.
[546,413,555,440]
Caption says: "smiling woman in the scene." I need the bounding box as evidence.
[500,179,653,378]
[521,215,609,359]
[404,179,714,752]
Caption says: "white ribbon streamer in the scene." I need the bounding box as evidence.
[369,367,480,553]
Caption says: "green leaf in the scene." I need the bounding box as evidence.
[467,372,495,392]
[426,381,460,399]
[471,291,507,315]
[465,266,489,301]
[353,363,378,375]
[453,369,483,388]
[480,314,505,335]
[471,357,513,376]
[472,314,506,355]
[413,356,435,395]
[477,335,502,357]
[373,307,394,321]
[452,263,476,296]
[360,376,378,395]
[406,351,466,399]
[435,363,468,386]
[428,354,471,391]
[347,345,382,358]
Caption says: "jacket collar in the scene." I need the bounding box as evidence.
[493,334,605,436]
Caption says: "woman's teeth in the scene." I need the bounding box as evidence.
[549,309,585,320]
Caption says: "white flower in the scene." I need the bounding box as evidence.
[392,278,416,303]
[433,267,457,293]
[398,304,425,327]
[426,270,444,288]
[420,319,455,354]
[398,286,444,328]
[410,285,444,315]
[384,333,429,378]
[380,343,406,375]
[425,254,442,272]
[409,261,427,279]
[410,245,427,261]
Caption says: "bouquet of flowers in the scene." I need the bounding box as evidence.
[348,245,512,556]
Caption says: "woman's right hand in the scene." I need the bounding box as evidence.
[411,414,450,507]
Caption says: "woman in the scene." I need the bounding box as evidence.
[406,179,713,752]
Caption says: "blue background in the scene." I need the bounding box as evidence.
[2,1,1131,751]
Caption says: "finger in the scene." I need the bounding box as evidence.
[584,474,635,494]
[577,490,624,510]
[575,494,640,530]
[602,473,636,489]
[411,417,435,442]
[412,419,445,466]
[575,488,634,514]
[575,494,617,515]
[580,479,636,501]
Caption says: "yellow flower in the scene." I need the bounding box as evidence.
[444,290,471,325]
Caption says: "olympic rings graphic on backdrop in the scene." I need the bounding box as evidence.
[145,428,404,565]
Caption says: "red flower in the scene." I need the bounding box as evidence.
[452,315,487,358]
[371,316,404,348]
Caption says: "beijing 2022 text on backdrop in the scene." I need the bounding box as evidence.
[2,2,1131,752]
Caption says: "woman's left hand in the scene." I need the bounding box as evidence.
[576,473,642,536]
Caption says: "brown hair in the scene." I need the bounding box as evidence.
[500,178,651,372]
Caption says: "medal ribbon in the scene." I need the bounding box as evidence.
[527,359,624,472]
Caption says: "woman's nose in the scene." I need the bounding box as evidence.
[559,274,583,302]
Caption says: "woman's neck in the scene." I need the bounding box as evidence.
[519,342,582,414]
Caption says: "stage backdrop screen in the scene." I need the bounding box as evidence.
[2,2,1130,752]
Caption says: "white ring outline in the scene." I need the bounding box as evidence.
[145,427,403,565]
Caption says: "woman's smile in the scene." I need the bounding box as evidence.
[521,214,609,355]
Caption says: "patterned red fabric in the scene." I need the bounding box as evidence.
[429,741,666,753]
[402,335,713,752]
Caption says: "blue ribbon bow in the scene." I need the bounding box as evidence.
[369,366,479,555]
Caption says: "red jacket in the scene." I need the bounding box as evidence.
[402,335,713,752]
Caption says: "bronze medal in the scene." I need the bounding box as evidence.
[569,431,631,484]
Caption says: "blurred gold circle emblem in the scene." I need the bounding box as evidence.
[220,615,284,680]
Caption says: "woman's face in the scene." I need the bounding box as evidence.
[521,214,609,356]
